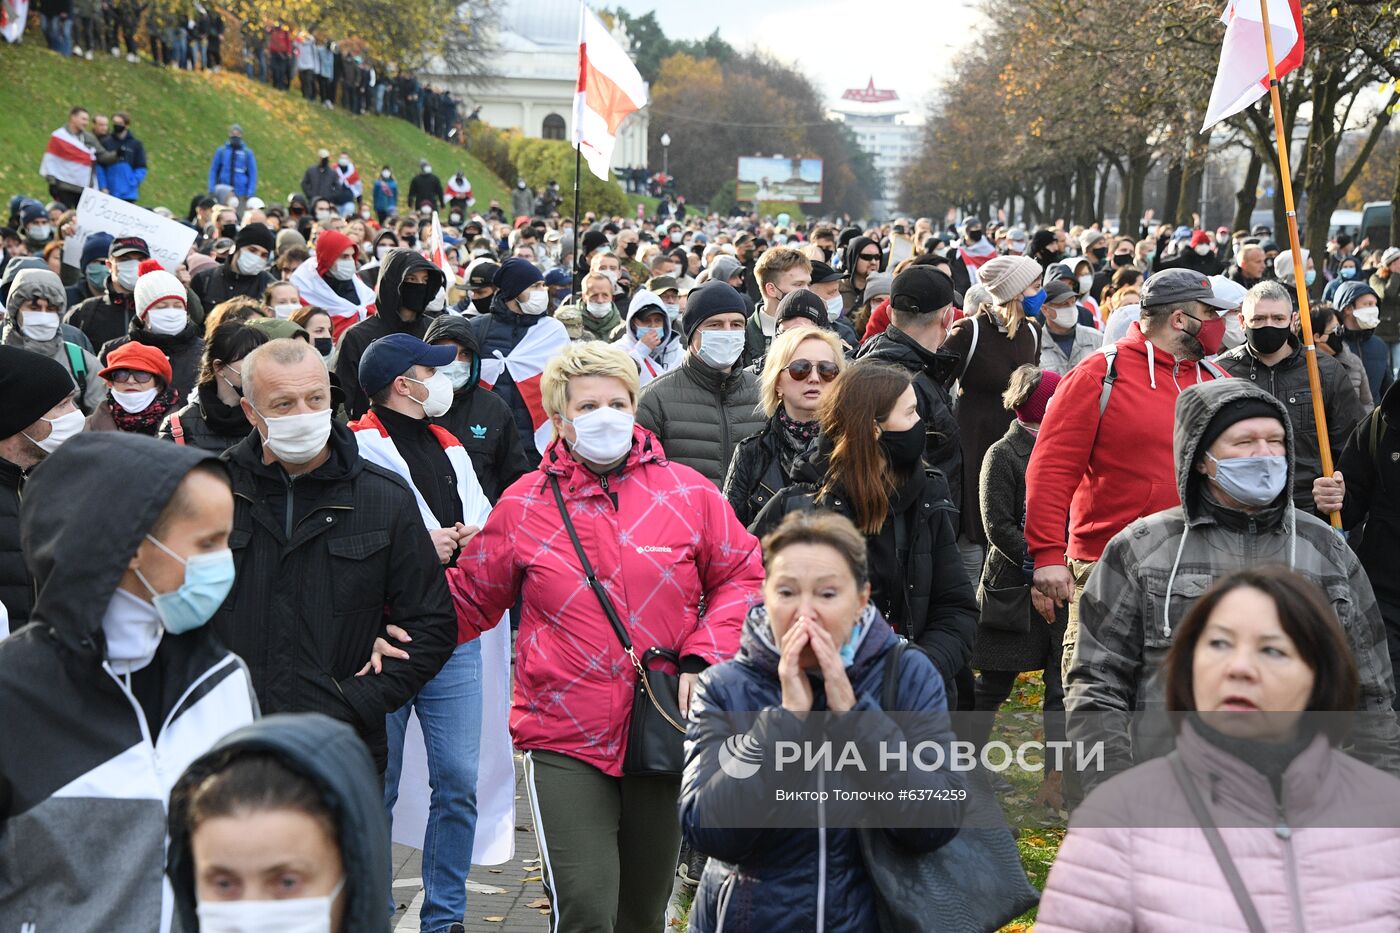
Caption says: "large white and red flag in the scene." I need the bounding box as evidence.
[39,126,96,190]
[572,3,647,181]
[1,0,27,43]
[336,157,362,199]
[1201,0,1303,131]
[423,211,457,291]
[478,317,571,453]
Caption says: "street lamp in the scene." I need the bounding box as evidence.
[660,132,671,176]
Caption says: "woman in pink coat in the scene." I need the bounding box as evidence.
[447,341,764,932]
[1038,566,1400,931]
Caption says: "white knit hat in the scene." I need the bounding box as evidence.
[132,259,187,319]
[978,255,1044,303]
[1271,247,1308,286]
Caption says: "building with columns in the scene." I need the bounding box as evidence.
[426,0,649,175]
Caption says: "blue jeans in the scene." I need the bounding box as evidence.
[384,640,483,933]
[1388,340,1400,381]
[42,15,73,55]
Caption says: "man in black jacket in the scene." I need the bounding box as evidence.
[424,314,529,502]
[0,347,82,633]
[857,266,963,518]
[336,247,445,418]
[301,148,349,206]
[190,222,275,311]
[407,160,444,211]
[217,337,455,770]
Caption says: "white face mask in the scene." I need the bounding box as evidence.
[256,407,333,464]
[405,371,454,418]
[1194,244,1212,256]
[1052,305,1078,329]
[24,408,84,454]
[439,359,473,390]
[518,290,548,315]
[585,300,612,318]
[20,309,60,342]
[272,303,301,319]
[316,210,334,224]
[697,329,745,369]
[102,587,164,675]
[602,269,619,287]
[116,259,141,290]
[426,288,447,313]
[1354,306,1381,330]
[146,306,188,335]
[236,250,268,276]
[1224,312,1245,347]
[824,296,843,322]
[197,878,344,933]
[663,303,680,321]
[113,387,159,413]
[1076,274,1093,296]
[564,407,635,463]
[376,244,393,260]
[330,257,357,280]
[382,169,392,179]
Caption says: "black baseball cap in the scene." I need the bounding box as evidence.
[776,289,828,329]
[809,260,842,284]
[1044,280,1078,306]
[890,266,955,315]
[1140,268,1234,310]
[358,333,457,398]
[109,235,151,259]
[467,260,500,289]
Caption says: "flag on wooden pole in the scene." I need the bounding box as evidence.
[572,3,647,181]
[1201,0,1303,131]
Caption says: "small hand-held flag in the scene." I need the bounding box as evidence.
[572,4,648,182]
[1201,0,1303,131]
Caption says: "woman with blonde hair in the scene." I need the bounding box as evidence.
[447,341,764,931]
[723,326,845,526]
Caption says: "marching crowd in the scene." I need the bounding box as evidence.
[6,95,1400,932]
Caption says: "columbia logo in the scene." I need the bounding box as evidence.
[469,424,488,439]
[635,545,672,554]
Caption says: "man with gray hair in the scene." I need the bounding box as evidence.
[1229,241,1267,290]
[1216,279,1363,514]
[215,337,455,771]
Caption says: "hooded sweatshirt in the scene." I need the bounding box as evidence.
[614,287,682,385]
[3,267,106,412]
[1066,378,1400,791]
[0,433,258,931]
[335,247,446,419]
[167,713,390,933]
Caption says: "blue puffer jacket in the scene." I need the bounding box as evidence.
[468,296,554,465]
[682,605,964,933]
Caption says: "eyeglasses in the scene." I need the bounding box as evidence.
[784,358,840,382]
[108,369,157,385]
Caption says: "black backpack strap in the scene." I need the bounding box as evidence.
[881,640,909,710]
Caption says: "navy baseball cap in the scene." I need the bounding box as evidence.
[358,333,458,398]
[544,267,572,287]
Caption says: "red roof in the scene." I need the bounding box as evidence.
[841,77,898,104]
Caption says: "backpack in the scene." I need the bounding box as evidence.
[1092,343,1229,416]
[63,341,88,399]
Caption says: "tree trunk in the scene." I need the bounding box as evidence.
[1232,150,1263,233]
[1163,161,1184,227]
[1074,160,1094,224]
[1122,150,1150,238]
[1095,161,1110,227]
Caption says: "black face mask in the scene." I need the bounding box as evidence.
[113,125,127,135]
[624,242,638,257]
[1112,253,1134,267]
[399,281,432,314]
[879,421,926,469]
[1326,330,1344,354]
[229,137,242,149]
[966,230,984,243]
[220,222,238,241]
[473,295,492,314]
[1245,324,1291,355]
[320,157,330,168]
[1092,246,1108,261]
[402,233,417,247]
[314,336,334,357]
[1042,249,1063,263]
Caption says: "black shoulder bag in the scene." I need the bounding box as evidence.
[550,476,686,777]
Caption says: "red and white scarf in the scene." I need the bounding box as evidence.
[290,256,376,340]
[336,159,362,198]
[478,317,571,454]
[39,126,96,189]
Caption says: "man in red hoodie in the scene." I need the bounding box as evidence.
[1025,268,1233,673]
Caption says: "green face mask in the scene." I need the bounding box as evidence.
[86,262,111,291]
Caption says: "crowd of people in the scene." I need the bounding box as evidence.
[7,88,1400,932]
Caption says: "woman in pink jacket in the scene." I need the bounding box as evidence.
[447,342,764,932]
[1038,566,1400,931]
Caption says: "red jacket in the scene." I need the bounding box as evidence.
[447,426,764,776]
[1025,323,1227,567]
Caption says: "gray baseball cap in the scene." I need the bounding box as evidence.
[1140,268,1234,310]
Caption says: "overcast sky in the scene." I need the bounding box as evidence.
[624,1,985,113]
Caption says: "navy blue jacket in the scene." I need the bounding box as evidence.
[468,296,553,466]
[681,607,964,933]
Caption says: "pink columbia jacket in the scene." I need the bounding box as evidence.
[448,426,764,776]
[1036,722,1400,931]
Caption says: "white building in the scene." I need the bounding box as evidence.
[828,78,923,217]
[426,0,649,175]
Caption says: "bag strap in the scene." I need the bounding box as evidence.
[64,342,88,399]
[1167,751,1266,933]
[1368,407,1387,473]
[169,413,186,445]
[881,640,909,710]
[1097,344,1119,416]
[550,475,633,653]
[958,316,980,381]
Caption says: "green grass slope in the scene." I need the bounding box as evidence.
[0,41,508,214]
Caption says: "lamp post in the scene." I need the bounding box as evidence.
[660,132,671,177]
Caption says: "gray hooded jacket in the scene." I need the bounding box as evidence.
[2,268,105,413]
[1066,378,1400,792]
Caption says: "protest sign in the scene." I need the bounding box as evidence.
[63,188,196,272]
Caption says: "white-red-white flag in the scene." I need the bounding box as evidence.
[572,4,647,181]
[1,0,28,43]
[1201,0,1304,131]
[290,256,376,340]
[424,211,456,291]
[38,126,96,190]
[478,317,571,453]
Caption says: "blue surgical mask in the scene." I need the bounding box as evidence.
[1206,453,1287,507]
[839,614,869,667]
[1021,288,1047,318]
[636,325,664,343]
[1340,267,1357,280]
[1303,269,1317,286]
[134,534,236,634]
[86,262,110,291]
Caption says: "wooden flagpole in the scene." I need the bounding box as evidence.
[1256,0,1340,529]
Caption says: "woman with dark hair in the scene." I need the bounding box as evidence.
[167,713,389,933]
[1038,566,1400,931]
[1100,267,1143,324]
[1313,303,1373,409]
[291,305,336,361]
[752,361,978,704]
[682,510,963,931]
[159,320,268,451]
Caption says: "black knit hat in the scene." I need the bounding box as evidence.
[0,346,77,440]
[1198,397,1284,458]
[235,222,276,253]
[681,281,747,341]
[580,229,608,258]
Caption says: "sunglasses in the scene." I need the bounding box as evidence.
[785,358,840,382]
[859,253,881,261]
[109,369,157,385]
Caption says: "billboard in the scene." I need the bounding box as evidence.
[736,156,824,204]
